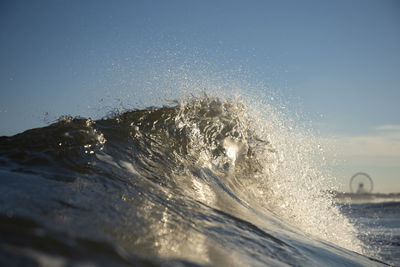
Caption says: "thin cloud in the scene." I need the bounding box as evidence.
[376,125,400,131]
[321,125,400,166]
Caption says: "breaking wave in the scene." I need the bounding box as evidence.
[0,96,387,266]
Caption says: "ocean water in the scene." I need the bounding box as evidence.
[0,96,396,266]
[339,200,400,266]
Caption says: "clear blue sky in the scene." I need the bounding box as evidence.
[1,0,399,192]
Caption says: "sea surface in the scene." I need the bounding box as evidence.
[0,96,398,266]
[338,199,400,266]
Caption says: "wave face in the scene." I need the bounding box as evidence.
[0,97,386,266]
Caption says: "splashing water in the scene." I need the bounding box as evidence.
[0,91,386,265]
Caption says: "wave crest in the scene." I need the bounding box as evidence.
[0,96,372,265]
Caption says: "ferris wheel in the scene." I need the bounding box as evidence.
[350,172,374,194]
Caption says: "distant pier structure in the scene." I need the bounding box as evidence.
[350,172,373,194]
